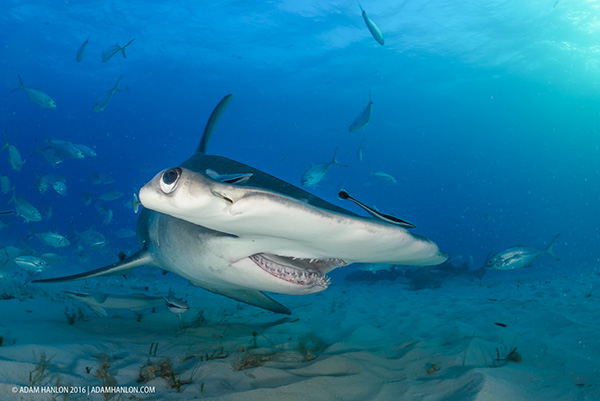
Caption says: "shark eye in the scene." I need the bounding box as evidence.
[160,168,182,194]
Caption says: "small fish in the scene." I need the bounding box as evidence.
[44,139,85,159]
[0,210,13,216]
[77,229,107,247]
[9,189,42,222]
[357,138,366,162]
[52,181,67,196]
[371,171,397,185]
[74,144,97,157]
[40,253,64,265]
[103,208,114,225]
[553,1,559,8]
[0,175,10,194]
[82,193,92,206]
[349,93,373,132]
[35,232,71,248]
[102,38,136,62]
[163,292,190,320]
[339,189,415,228]
[99,191,123,201]
[91,172,115,185]
[11,75,56,109]
[93,76,123,112]
[76,34,90,63]
[13,255,49,273]
[485,234,561,271]
[115,228,136,239]
[2,131,25,171]
[358,2,384,45]
[301,147,345,187]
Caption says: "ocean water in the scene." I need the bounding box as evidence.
[1,0,599,399]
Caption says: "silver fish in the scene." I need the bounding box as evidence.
[102,38,136,63]
[349,93,373,132]
[372,171,397,185]
[13,255,49,273]
[45,139,85,159]
[358,2,384,45]
[485,234,560,271]
[74,144,97,157]
[76,34,90,63]
[11,75,56,109]
[93,76,123,112]
[99,191,123,201]
[0,175,10,194]
[2,131,25,171]
[35,232,70,248]
[10,190,42,222]
[301,147,345,187]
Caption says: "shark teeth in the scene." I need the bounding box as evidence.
[250,254,344,288]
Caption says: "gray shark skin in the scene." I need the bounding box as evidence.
[34,94,447,315]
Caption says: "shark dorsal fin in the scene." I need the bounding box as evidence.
[196,94,234,155]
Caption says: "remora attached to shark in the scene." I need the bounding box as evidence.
[34,94,447,314]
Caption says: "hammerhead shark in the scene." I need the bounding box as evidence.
[34,94,447,314]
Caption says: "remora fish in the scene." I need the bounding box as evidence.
[34,94,447,315]
[349,93,373,132]
[65,291,164,318]
[76,34,90,63]
[301,147,345,187]
[339,189,415,228]
[93,76,123,112]
[485,234,561,271]
[11,75,56,109]
[102,38,135,62]
[358,2,384,45]
[2,131,25,171]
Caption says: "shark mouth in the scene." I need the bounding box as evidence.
[250,253,346,288]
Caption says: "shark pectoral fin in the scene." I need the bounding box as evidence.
[32,247,155,284]
[208,288,291,315]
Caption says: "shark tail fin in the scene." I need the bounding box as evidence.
[196,94,234,155]
[32,247,155,284]
[11,75,24,93]
[121,38,136,58]
[545,233,561,261]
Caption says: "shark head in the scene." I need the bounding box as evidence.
[140,167,347,295]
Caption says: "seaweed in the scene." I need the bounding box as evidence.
[493,346,521,366]
[138,357,200,393]
[297,333,327,361]
[29,350,55,386]
[233,351,275,371]
[95,355,118,400]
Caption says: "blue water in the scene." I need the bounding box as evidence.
[1,0,599,280]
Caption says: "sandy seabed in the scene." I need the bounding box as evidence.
[0,267,598,401]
